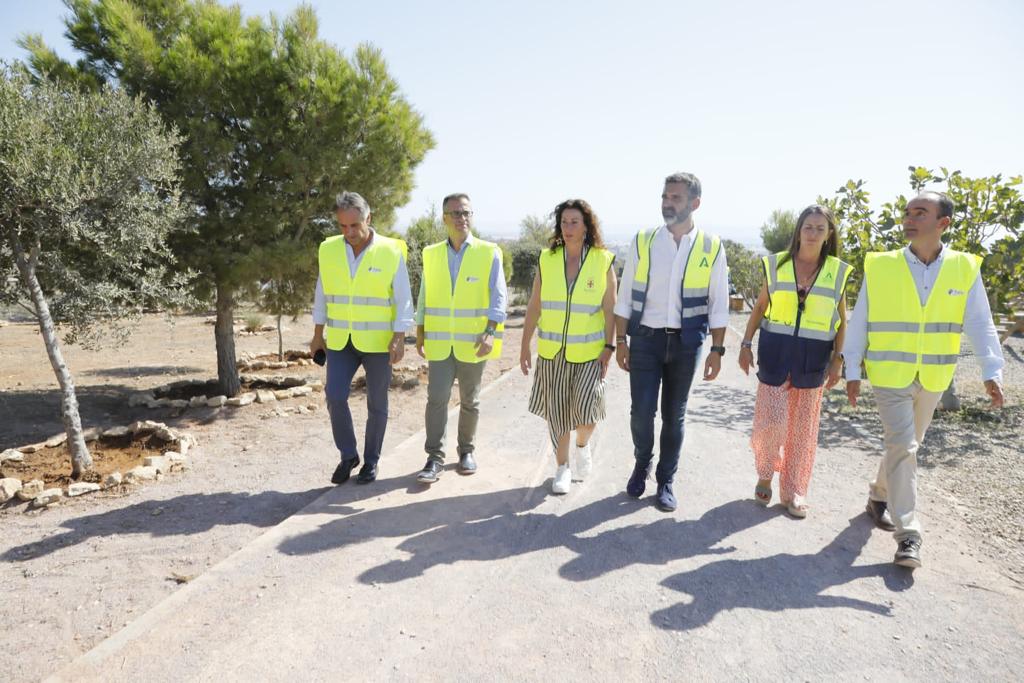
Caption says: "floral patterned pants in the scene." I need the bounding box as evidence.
[750,381,825,503]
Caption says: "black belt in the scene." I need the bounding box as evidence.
[640,325,681,334]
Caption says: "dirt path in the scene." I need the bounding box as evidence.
[2,314,1021,680]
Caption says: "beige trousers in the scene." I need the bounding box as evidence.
[869,379,944,542]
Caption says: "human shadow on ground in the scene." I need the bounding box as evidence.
[324,496,775,587]
[0,383,142,450]
[0,485,379,562]
[279,484,551,559]
[650,514,911,631]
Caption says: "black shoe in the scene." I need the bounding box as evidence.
[894,538,922,568]
[331,457,360,485]
[416,459,443,484]
[626,461,652,498]
[458,452,477,475]
[656,483,677,512]
[356,463,378,484]
[865,499,896,531]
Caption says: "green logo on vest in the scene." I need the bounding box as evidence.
[699,257,708,267]
[825,271,833,280]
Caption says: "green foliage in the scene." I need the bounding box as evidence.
[0,68,191,347]
[760,208,796,254]
[402,206,447,301]
[21,0,434,387]
[243,313,265,333]
[507,214,553,294]
[820,166,1024,311]
[518,214,553,252]
[723,240,762,309]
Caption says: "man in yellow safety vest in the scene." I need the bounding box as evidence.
[310,191,414,485]
[844,191,1004,569]
[414,193,506,483]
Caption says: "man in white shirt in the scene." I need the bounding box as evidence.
[614,172,730,512]
[844,191,1004,568]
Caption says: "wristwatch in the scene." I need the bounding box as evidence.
[482,326,496,338]
[710,345,726,357]
[740,340,753,350]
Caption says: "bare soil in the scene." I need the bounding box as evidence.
[1,434,174,488]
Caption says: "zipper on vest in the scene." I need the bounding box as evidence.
[562,246,591,352]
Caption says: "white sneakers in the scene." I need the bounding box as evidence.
[574,442,592,481]
[551,463,572,494]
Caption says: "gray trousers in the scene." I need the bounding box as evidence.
[424,353,486,462]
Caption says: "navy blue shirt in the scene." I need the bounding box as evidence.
[756,329,834,388]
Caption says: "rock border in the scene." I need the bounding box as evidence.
[128,374,325,412]
[0,421,197,510]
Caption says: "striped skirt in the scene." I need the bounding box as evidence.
[528,350,606,449]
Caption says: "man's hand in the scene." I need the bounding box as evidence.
[389,332,405,365]
[415,328,425,358]
[703,350,721,381]
[519,345,532,376]
[846,379,861,407]
[984,379,1004,409]
[474,332,494,358]
[615,342,630,372]
[598,347,613,379]
[738,347,755,376]
[310,333,326,356]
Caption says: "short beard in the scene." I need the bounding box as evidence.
[664,207,692,226]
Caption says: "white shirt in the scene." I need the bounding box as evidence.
[614,225,730,330]
[843,245,1004,383]
[311,230,415,332]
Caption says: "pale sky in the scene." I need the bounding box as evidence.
[2,0,1022,244]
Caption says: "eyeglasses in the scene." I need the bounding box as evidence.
[445,210,473,218]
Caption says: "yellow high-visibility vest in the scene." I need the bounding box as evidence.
[863,248,981,392]
[422,238,503,362]
[319,233,407,353]
[627,227,721,334]
[537,246,614,362]
[761,253,852,340]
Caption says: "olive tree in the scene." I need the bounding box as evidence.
[0,69,189,478]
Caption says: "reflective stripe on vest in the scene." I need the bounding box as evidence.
[421,239,503,362]
[628,227,721,332]
[319,234,407,353]
[537,246,614,362]
[863,248,981,392]
[761,253,852,341]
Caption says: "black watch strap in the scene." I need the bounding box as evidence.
[710,345,726,357]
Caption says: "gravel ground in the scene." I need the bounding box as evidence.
[736,311,1024,585]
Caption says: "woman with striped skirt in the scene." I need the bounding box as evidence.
[520,199,617,494]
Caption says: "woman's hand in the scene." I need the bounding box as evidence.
[738,346,755,375]
[825,355,843,390]
[599,347,613,379]
[520,345,532,376]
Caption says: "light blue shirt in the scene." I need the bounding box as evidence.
[311,230,415,333]
[843,245,1004,383]
[414,233,507,326]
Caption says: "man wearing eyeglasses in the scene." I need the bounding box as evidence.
[414,193,507,483]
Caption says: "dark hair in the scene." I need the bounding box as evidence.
[917,191,954,219]
[442,193,471,210]
[549,199,605,251]
[664,172,702,198]
[777,204,839,268]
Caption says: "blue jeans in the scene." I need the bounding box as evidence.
[628,327,701,484]
[325,342,392,465]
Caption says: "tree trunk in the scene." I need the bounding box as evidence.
[215,283,241,397]
[12,235,93,478]
[277,314,284,362]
